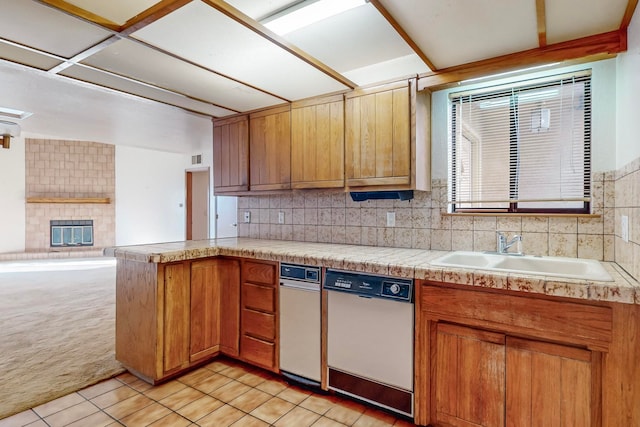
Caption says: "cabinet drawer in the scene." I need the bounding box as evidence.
[242,308,275,340]
[242,261,275,285]
[242,283,275,313]
[241,335,275,368]
[421,285,612,351]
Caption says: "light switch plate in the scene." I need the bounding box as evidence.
[621,215,629,242]
[386,211,396,227]
[244,211,251,223]
[278,212,285,224]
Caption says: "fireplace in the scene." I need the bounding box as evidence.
[50,220,94,247]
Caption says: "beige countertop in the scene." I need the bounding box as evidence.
[105,238,639,305]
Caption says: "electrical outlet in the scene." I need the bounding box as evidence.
[386,211,396,227]
[244,211,251,223]
[622,215,629,242]
[278,211,285,224]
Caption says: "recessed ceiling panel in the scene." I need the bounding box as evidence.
[343,54,425,87]
[131,1,350,101]
[64,0,161,26]
[281,3,429,85]
[60,64,237,117]
[546,0,628,44]
[0,1,112,58]
[79,39,284,112]
[379,0,539,70]
[223,0,299,21]
[0,42,63,71]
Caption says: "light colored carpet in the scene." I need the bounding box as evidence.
[0,258,125,419]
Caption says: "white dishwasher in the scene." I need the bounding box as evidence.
[324,269,414,417]
[279,263,321,387]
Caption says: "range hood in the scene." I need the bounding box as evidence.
[349,190,414,202]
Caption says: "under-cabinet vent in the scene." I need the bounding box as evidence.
[191,154,202,165]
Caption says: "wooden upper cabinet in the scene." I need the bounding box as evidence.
[249,105,291,191]
[345,78,430,191]
[213,115,249,194]
[291,94,344,189]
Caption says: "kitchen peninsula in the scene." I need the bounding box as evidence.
[108,238,640,426]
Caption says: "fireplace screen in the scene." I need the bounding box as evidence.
[50,220,94,247]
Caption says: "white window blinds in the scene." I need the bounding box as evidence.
[448,70,591,214]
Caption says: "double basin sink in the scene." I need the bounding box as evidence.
[431,251,613,282]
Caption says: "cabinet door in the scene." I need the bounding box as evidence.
[213,115,249,194]
[506,337,596,427]
[345,80,411,188]
[435,323,505,427]
[291,95,344,189]
[163,262,190,375]
[190,259,221,362]
[250,105,291,191]
[219,259,240,357]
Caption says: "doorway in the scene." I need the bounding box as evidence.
[186,170,210,240]
[215,196,238,238]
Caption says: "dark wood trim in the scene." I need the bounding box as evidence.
[38,0,120,30]
[119,0,192,35]
[368,0,437,71]
[418,30,625,90]
[621,0,639,29]
[186,171,193,240]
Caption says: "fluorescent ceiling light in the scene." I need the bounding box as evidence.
[264,0,367,35]
[0,106,32,120]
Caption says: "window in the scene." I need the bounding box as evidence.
[448,70,591,214]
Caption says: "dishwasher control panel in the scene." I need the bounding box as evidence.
[281,263,321,284]
[324,269,413,302]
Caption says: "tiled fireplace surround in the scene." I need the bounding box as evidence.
[24,139,115,254]
[238,156,640,282]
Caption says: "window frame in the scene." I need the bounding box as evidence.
[449,72,592,215]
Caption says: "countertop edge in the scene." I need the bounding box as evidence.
[105,238,639,305]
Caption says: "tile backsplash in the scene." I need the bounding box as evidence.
[615,156,640,281]
[238,157,639,281]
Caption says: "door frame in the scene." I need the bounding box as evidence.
[185,167,210,240]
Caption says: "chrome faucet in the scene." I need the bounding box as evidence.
[496,232,523,255]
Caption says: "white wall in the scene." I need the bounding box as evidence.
[431,59,618,179]
[616,8,640,169]
[0,136,25,253]
[115,146,189,246]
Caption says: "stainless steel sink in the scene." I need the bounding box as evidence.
[431,251,613,282]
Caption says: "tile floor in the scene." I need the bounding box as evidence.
[0,358,417,427]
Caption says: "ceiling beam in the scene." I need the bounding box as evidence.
[367,0,437,71]
[536,0,547,47]
[38,0,120,30]
[200,0,357,90]
[418,29,626,90]
[621,0,639,28]
[119,0,193,36]
[33,0,289,109]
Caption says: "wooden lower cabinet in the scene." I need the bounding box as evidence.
[115,257,241,383]
[435,323,505,427]
[433,322,596,427]
[239,260,278,371]
[190,258,241,362]
[505,337,596,426]
[416,284,610,427]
